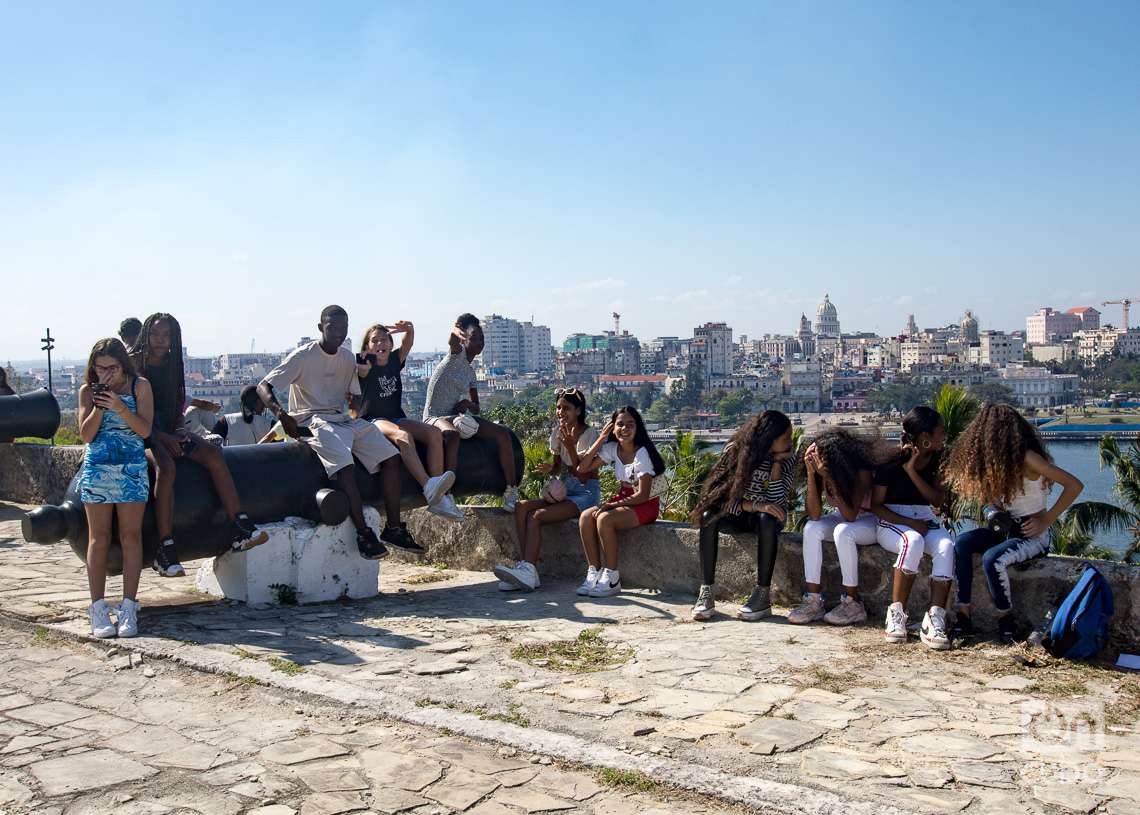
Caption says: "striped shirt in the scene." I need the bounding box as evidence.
[726,446,799,516]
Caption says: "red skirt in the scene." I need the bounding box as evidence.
[605,484,660,526]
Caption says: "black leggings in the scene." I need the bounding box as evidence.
[699,510,783,587]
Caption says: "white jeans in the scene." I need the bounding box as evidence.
[876,504,954,580]
[801,511,878,588]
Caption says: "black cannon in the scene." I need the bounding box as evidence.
[22,433,523,574]
[0,390,61,441]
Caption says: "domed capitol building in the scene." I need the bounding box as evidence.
[815,293,840,337]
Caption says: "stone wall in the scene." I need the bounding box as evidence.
[0,443,84,505]
[407,506,1140,656]
[5,443,1138,654]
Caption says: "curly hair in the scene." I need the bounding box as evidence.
[690,410,792,522]
[943,403,1051,505]
[810,427,877,510]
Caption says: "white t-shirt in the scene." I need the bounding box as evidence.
[261,341,361,425]
[598,443,656,486]
[549,426,600,468]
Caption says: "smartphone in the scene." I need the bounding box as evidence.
[90,383,109,394]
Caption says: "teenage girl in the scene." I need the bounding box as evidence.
[358,322,461,520]
[788,428,879,626]
[871,406,955,650]
[943,404,1083,642]
[575,406,666,598]
[494,388,601,591]
[77,339,154,638]
[689,410,795,621]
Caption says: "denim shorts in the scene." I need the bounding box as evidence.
[565,477,602,513]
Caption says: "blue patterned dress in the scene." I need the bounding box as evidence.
[79,381,149,504]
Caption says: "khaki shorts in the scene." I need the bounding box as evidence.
[304,416,398,476]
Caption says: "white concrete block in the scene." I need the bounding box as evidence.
[195,510,381,604]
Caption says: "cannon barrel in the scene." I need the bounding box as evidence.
[22,431,523,574]
[0,390,61,441]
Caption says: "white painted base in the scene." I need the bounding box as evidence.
[195,508,382,604]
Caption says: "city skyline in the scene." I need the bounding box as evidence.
[3,3,1139,360]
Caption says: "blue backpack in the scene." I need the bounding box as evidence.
[1042,565,1114,660]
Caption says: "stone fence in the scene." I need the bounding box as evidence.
[4,442,1138,654]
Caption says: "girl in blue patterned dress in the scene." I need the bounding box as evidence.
[78,338,154,639]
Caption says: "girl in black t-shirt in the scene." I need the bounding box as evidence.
[357,323,461,521]
[870,406,954,651]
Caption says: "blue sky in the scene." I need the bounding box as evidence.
[2,1,1139,361]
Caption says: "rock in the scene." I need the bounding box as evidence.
[423,767,501,810]
[130,653,143,667]
[910,767,953,788]
[1098,772,1140,802]
[800,750,904,780]
[293,765,370,793]
[985,675,1035,692]
[493,786,577,812]
[259,736,350,766]
[7,702,92,727]
[368,787,429,814]
[1033,784,1100,813]
[142,667,157,678]
[409,660,468,676]
[888,787,975,814]
[359,749,444,791]
[248,807,297,815]
[735,717,825,753]
[299,791,368,815]
[952,761,1015,789]
[28,749,158,796]
[898,732,1001,760]
[630,725,656,737]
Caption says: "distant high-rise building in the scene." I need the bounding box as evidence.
[482,314,553,374]
[815,294,840,337]
[692,322,732,377]
[904,314,919,339]
[960,310,980,343]
[1025,307,1095,344]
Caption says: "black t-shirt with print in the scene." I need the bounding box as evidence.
[359,354,406,421]
[873,452,941,506]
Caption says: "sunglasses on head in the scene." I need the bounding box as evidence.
[555,388,583,399]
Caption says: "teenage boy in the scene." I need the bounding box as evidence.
[131,313,268,577]
[119,317,142,351]
[423,313,520,510]
[259,305,422,559]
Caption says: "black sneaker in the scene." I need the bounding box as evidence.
[951,613,975,639]
[997,615,1018,644]
[230,514,270,553]
[153,537,185,577]
[379,523,424,554]
[356,527,389,560]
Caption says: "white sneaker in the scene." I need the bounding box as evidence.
[885,601,909,643]
[824,595,868,626]
[920,607,950,651]
[428,494,465,522]
[502,485,519,512]
[691,585,715,620]
[423,471,456,506]
[89,599,116,639]
[787,592,825,625]
[576,566,601,596]
[493,561,540,592]
[588,568,622,597]
[497,580,520,592]
[116,598,140,638]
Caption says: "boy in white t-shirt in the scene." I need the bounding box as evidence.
[258,305,421,560]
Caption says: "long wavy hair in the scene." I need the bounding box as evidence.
[810,427,877,510]
[359,323,390,356]
[132,313,185,431]
[943,403,1051,505]
[84,338,136,386]
[690,410,792,522]
[604,405,665,476]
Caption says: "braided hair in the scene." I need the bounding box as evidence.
[132,313,185,432]
[691,410,792,523]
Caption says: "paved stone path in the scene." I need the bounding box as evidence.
[2,501,1139,814]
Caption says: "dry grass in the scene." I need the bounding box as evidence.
[510,627,632,673]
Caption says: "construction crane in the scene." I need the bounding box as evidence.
[1102,298,1137,330]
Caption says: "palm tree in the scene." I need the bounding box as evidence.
[935,384,981,529]
[1053,437,1140,562]
[659,431,719,522]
